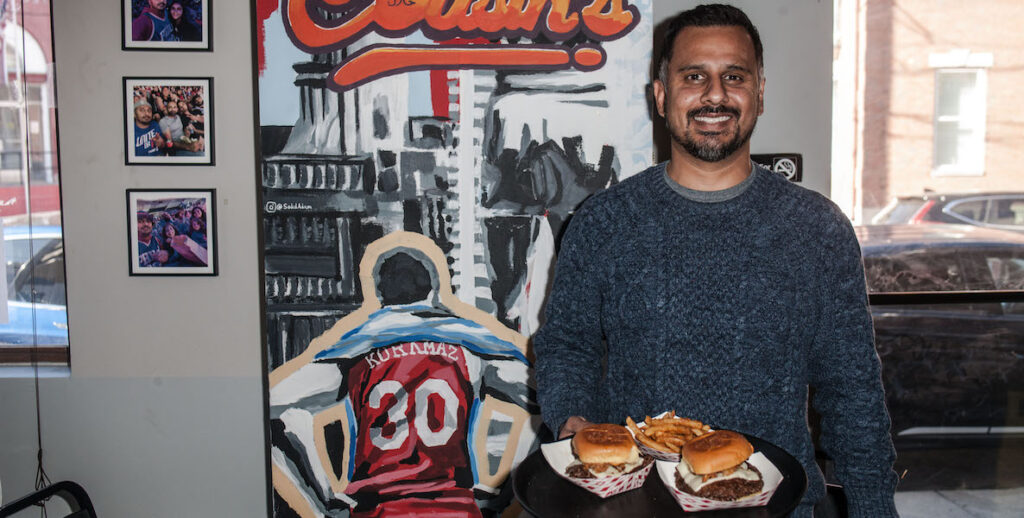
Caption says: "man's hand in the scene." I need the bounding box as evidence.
[558,416,593,439]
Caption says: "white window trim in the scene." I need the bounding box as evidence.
[930,50,991,177]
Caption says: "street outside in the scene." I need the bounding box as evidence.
[896,488,1023,518]
[894,442,1024,517]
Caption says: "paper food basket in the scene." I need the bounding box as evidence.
[540,439,654,499]
[655,452,784,512]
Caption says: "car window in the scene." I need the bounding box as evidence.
[986,197,1024,228]
[864,250,967,292]
[4,237,57,282]
[872,199,926,224]
[944,199,987,224]
[988,257,1024,317]
[12,239,65,306]
[989,257,1024,290]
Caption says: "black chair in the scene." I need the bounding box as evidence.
[0,480,97,518]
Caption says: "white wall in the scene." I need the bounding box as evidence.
[0,1,267,515]
[654,1,834,196]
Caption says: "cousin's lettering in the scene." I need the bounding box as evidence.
[282,0,641,91]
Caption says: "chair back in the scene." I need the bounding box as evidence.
[0,480,97,518]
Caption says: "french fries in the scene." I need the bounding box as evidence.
[626,412,711,454]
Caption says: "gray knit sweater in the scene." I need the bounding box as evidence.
[534,162,899,517]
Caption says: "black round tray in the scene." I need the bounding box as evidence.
[513,434,807,517]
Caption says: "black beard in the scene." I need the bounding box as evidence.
[668,106,755,163]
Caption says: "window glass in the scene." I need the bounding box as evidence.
[935,71,976,117]
[871,198,926,224]
[944,199,986,223]
[988,257,1024,290]
[0,1,68,367]
[933,69,985,174]
[864,252,965,292]
[12,239,65,306]
[833,1,1023,511]
[987,197,1024,228]
[4,236,56,281]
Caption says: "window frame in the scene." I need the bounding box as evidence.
[929,50,992,177]
[931,68,987,176]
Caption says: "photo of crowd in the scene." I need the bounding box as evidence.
[124,78,212,164]
[128,190,217,275]
[124,0,209,50]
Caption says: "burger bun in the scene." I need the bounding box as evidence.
[572,423,640,465]
[682,430,754,475]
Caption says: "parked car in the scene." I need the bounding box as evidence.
[871,192,1024,233]
[4,225,62,283]
[856,224,1024,445]
[0,227,67,346]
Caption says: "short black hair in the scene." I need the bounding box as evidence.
[657,4,764,83]
[376,250,435,306]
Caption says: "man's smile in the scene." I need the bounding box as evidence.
[693,114,732,124]
[687,106,740,133]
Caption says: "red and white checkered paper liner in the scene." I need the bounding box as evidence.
[655,452,783,512]
[540,439,654,498]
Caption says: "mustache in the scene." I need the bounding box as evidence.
[687,106,740,118]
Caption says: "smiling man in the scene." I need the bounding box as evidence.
[534,4,899,517]
[133,99,165,158]
[654,18,763,188]
[136,211,167,267]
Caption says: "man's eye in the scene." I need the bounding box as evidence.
[724,74,743,82]
[685,73,703,81]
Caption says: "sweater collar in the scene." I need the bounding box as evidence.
[662,161,759,203]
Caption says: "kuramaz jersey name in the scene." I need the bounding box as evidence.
[363,341,461,367]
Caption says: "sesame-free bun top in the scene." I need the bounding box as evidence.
[681,430,754,475]
[572,423,640,465]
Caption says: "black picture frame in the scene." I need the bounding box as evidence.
[124,76,214,165]
[127,188,218,276]
[122,0,211,51]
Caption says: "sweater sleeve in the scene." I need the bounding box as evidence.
[808,211,899,517]
[533,203,609,435]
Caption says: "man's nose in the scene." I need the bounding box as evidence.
[701,76,727,105]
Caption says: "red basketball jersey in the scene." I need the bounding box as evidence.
[343,341,482,518]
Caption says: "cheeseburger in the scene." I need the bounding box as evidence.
[566,423,647,478]
[675,430,764,501]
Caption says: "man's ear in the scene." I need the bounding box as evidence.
[757,74,765,116]
[653,79,666,118]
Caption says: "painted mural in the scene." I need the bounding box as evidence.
[257,1,652,516]
[270,232,537,516]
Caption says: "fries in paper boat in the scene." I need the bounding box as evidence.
[626,411,711,462]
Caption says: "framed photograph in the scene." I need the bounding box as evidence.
[123,0,211,51]
[127,189,217,276]
[124,77,213,165]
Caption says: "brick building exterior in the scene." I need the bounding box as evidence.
[835,0,1024,221]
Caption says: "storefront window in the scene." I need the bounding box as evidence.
[0,1,68,369]
[833,0,1024,511]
